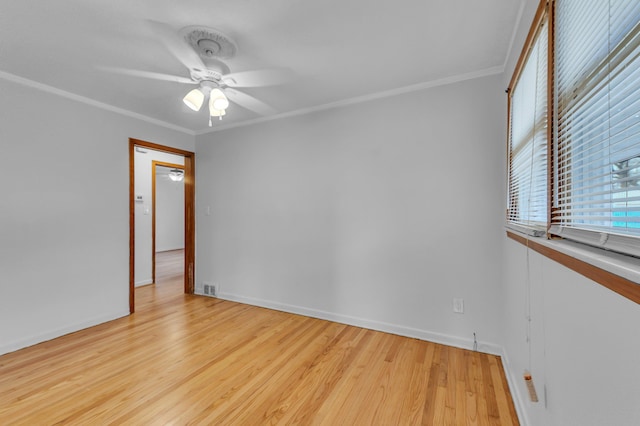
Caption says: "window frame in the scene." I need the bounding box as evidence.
[506,0,640,305]
[506,0,551,236]
[550,0,640,257]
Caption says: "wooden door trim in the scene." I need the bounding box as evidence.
[151,161,184,285]
[129,138,196,314]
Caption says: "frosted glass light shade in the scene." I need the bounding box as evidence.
[210,88,229,111]
[183,88,205,111]
[168,169,184,182]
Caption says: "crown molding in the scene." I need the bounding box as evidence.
[0,64,506,138]
[502,0,528,74]
[195,65,505,136]
[0,70,195,136]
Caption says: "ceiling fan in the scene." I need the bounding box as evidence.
[101,22,290,126]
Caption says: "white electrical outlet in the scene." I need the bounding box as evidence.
[453,298,464,314]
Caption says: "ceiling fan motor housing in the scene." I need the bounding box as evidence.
[189,66,228,84]
[181,26,236,83]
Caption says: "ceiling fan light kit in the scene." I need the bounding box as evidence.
[102,22,286,127]
[183,88,205,111]
[210,108,226,117]
[209,88,229,111]
[208,88,229,125]
[182,81,215,111]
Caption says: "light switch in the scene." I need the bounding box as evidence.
[453,298,464,314]
[144,206,150,215]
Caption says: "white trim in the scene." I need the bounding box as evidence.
[1,65,505,137]
[196,66,505,135]
[499,348,531,426]
[0,309,129,356]
[505,222,546,237]
[549,225,640,259]
[0,70,195,136]
[135,279,154,287]
[509,229,640,285]
[502,0,528,75]
[214,289,530,424]
[215,290,504,356]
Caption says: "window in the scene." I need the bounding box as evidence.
[551,0,640,257]
[507,5,548,236]
[506,0,640,303]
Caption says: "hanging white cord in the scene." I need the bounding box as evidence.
[524,27,544,374]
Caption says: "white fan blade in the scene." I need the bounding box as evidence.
[222,69,291,88]
[225,88,277,116]
[97,66,194,84]
[147,21,206,72]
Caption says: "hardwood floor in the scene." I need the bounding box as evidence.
[0,250,519,425]
[136,249,186,308]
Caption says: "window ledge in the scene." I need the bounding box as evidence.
[506,229,640,304]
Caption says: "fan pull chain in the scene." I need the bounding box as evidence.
[209,116,212,127]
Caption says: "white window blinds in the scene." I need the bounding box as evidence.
[552,0,640,256]
[507,17,548,236]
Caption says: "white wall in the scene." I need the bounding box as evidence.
[134,151,184,286]
[503,238,640,426]
[501,1,640,425]
[0,77,194,355]
[195,74,506,352]
[155,169,185,252]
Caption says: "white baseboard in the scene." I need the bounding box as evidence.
[135,279,153,287]
[217,291,503,355]
[2,290,527,426]
[498,349,530,426]
[0,309,130,356]
[216,291,527,424]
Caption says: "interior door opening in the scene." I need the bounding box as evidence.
[152,161,185,284]
[129,138,195,313]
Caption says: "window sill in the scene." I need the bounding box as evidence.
[506,229,640,304]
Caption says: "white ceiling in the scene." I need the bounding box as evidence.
[0,0,523,134]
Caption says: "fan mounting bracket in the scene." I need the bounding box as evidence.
[180,26,237,60]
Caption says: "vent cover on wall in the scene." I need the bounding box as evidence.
[203,284,217,297]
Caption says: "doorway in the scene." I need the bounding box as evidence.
[152,161,185,284]
[129,138,195,313]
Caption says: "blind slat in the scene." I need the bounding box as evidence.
[507,17,548,229]
[552,0,640,253]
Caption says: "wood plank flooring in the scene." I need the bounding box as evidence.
[0,250,519,425]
